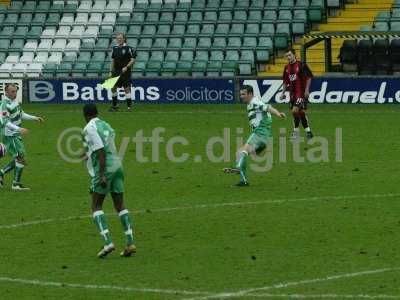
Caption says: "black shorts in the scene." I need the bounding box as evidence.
[112,69,132,88]
[289,97,308,110]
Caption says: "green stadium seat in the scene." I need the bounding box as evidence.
[146,12,160,24]
[74,62,87,71]
[391,9,400,21]
[296,0,310,8]
[213,37,227,49]
[0,4,7,14]
[245,23,260,36]
[31,13,47,26]
[226,50,240,62]
[149,51,165,62]
[215,24,230,36]
[136,51,150,62]
[230,23,245,36]
[138,38,153,50]
[327,0,340,8]
[96,38,111,51]
[375,22,389,31]
[258,36,273,50]
[191,0,206,11]
[148,2,162,12]
[47,13,61,26]
[240,50,255,67]
[165,51,179,62]
[22,1,36,13]
[204,11,218,23]
[175,12,189,23]
[200,24,214,37]
[195,50,209,61]
[81,40,95,51]
[77,52,92,63]
[114,24,128,34]
[116,14,131,26]
[207,61,222,77]
[198,37,212,49]
[0,26,15,38]
[376,11,391,22]
[360,25,372,32]
[3,13,18,25]
[219,11,232,23]
[280,0,295,8]
[263,10,277,21]
[221,0,235,11]
[142,25,156,36]
[309,2,323,22]
[181,50,194,61]
[127,25,141,38]
[163,2,177,12]
[256,50,270,63]
[250,0,265,10]
[189,11,203,24]
[294,10,307,22]
[161,61,176,76]
[0,52,6,63]
[182,37,197,49]
[176,1,191,11]
[156,24,171,36]
[210,50,224,61]
[292,22,306,35]
[239,63,252,75]
[233,11,247,23]
[27,26,43,39]
[92,52,106,63]
[248,10,262,23]
[265,0,280,9]
[275,23,290,49]
[9,39,24,52]
[131,12,145,24]
[171,25,185,36]
[261,23,275,35]
[153,38,167,50]
[99,26,114,38]
[186,24,201,36]
[221,61,237,77]
[0,13,5,24]
[64,2,78,13]
[0,40,10,52]
[192,61,207,77]
[205,0,221,11]
[8,1,23,13]
[159,12,174,24]
[63,53,77,63]
[242,37,257,50]
[236,0,250,10]
[13,26,28,38]
[175,61,192,76]
[168,37,183,50]
[227,37,242,49]
[134,61,146,72]
[49,2,64,13]
[278,10,292,21]
[390,22,400,31]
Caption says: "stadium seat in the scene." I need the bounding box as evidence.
[391,39,400,73]
[374,39,390,75]
[357,39,374,75]
[339,39,358,72]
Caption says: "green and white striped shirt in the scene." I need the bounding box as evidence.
[247,97,272,131]
[0,96,38,137]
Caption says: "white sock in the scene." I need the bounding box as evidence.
[305,127,311,132]
[294,127,300,132]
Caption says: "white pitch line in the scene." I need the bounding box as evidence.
[240,293,400,299]
[184,267,400,300]
[0,193,399,230]
[0,276,211,297]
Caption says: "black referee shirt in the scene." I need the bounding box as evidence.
[111,44,137,71]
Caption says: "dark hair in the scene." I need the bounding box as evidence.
[116,32,127,42]
[240,85,254,95]
[287,48,296,55]
[83,103,98,118]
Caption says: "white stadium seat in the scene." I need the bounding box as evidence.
[60,15,75,26]
[77,0,93,12]
[75,13,89,26]
[92,0,106,12]
[37,40,53,52]
[65,39,81,52]
[82,26,99,39]
[12,63,27,78]
[102,13,116,25]
[23,41,38,52]
[108,0,124,12]
[55,26,71,39]
[52,39,67,51]
[42,28,56,39]
[0,63,12,78]
[88,13,102,25]
[5,55,19,64]
[47,52,63,63]
[26,63,43,78]
[34,52,49,64]
[70,26,85,38]
[20,52,35,63]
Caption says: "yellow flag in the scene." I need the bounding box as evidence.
[101,76,120,89]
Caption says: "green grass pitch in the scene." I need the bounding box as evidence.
[0,103,399,300]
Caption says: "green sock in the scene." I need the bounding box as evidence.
[118,209,134,246]
[236,151,249,183]
[93,210,113,246]
[0,160,15,176]
[13,161,24,184]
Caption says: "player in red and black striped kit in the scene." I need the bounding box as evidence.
[280,49,314,140]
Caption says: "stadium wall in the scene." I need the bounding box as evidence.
[18,77,400,104]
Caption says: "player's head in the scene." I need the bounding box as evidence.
[285,48,296,64]
[115,33,126,46]
[240,85,254,103]
[5,83,18,100]
[83,103,98,122]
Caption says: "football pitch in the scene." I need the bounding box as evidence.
[0,103,399,300]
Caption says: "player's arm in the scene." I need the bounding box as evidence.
[266,104,286,119]
[21,111,44,123]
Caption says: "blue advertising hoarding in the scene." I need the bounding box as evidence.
[28,78,235,104]
[241,78,400,104]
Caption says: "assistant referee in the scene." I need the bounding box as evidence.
[109,33,136,112]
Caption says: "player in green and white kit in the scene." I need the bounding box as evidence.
[224,85,285,186]
[82,104,136,258]
[0,83,44,190]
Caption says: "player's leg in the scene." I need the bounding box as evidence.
[291,105,301,140]
[110,167,136,257]
[10,137,29,191]
[0,137,15,187]
[123,77,132,111]
[299,105,313,140]
[92,192,115,258]
[109,85,119,111]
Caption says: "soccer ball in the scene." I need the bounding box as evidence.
[0,143,6,158]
